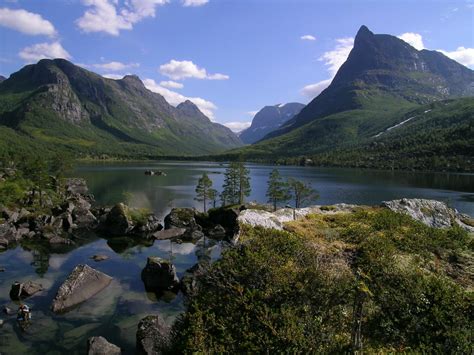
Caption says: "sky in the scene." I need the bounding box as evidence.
[0,0,473,132]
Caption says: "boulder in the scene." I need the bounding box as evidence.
[65,178,89,196]
[141,257,179,292]
[51,264,113,313]
[152,228,186,240]
[164,208,204,241]
[136,315,171,355]
[10,281,43,300]
[87,336,121,355]
[238,209,284,230]
[91,254,109,262]
[207,224,227,240]
[72,197,97,228]
[207,207,241,237]
[101,203,133,236]
[180,262,207,297]
[382,198,474,232]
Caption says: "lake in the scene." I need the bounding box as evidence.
[1,161,473,354]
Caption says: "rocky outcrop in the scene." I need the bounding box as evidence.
[136,315,171,355]
[382,198,474,232]
[87,336,121,355]
[9,281,43,300]
[51,264,113,313]
[180,262,207,297]
[98,203,162,237]
[141,257,179,292]
[164,208,203,241]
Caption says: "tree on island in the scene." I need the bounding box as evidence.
[195,173,217,212]
[266,169,291,211]
[287,178,319,208]
[221,161,251,205]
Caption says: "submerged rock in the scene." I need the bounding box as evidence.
[136,315,171,355]
[9,281,43,300]
[91,254,109,262]
[152,227,186,240]
[383,198,474,232]
[87,336,121,355]
[141,256,179,292]
[51,264,113,313]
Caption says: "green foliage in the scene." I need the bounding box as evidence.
[172,208,473,353]
[194,173,216,212]
[266,169,291,211]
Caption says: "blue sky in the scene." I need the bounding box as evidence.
[0,0,473,131]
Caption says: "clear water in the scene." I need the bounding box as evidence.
[1,161,473,354]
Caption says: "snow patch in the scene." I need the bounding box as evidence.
[373,116,416,138]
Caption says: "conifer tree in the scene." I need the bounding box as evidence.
[195,173,214,212]
[221,161,251,205]
[266,169,291,211]
[287,178,319,208]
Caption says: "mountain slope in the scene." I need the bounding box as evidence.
[221,26,474,171]
[263,25,474,141]
[239,103,304,144]
[0,59,242,157]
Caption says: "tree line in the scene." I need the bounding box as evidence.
[195,162,318,212]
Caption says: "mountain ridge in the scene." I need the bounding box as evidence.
[0,59,242,157]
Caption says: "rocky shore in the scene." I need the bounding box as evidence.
[1,175,472,353]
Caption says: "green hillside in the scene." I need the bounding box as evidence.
[0,59,242,158]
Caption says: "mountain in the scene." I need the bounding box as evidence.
[225,26,474,171]
[264,25,474,141]
[0,75,6,83]
[239,103,304,144]
[0,59,242,158]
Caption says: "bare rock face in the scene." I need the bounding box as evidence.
[87,336,121,355]
[382,198,474,232]
[136,315,171,355]
[10,281,43,300]
[51,264,113,313]
[141,257,179,292]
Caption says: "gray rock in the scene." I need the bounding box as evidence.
[164,208,204,241]
[152,228,186,240]
[382,198,474,232]
[180,262,207,297]
[136,315,170,355]
[48,236,73,245]
[10,281,43,300]
[207,224,227,240]
[102,203,133,236]
[91,254,109,262]
[65,178,89,196]
[87,336,121,355]
[141,257,179,292]
[51,264,113,313]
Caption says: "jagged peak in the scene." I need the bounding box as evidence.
[355,25,373,40]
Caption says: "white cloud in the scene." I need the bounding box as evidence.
[143,78,217,119]
[159,80,184,89]
[102,73,128,79]
[439,47,474,68]
[182,0,209,7]
[93,61,139,71]
[19,42,71,62]
[301,79,332,98]
[159,59,229,80]
[0,8,56,37]
[301,37,354,99]
[301,34,316,41]
[76,0,168,36]
[398,32,425,50]
[222,121,251,133]
[246,110,258,116]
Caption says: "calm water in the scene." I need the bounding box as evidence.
[1,162,473,354]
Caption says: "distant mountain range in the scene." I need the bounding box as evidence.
[227,25,474,171]
[239,103,304,144]
[0,75,6,83]
[0,59,242,158]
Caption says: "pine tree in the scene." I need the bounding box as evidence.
[266,169,291,211]
[195,173,214,212]
[287,178,319,208]
[221,161,251,206]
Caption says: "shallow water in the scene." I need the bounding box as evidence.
[1,162,473,354]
